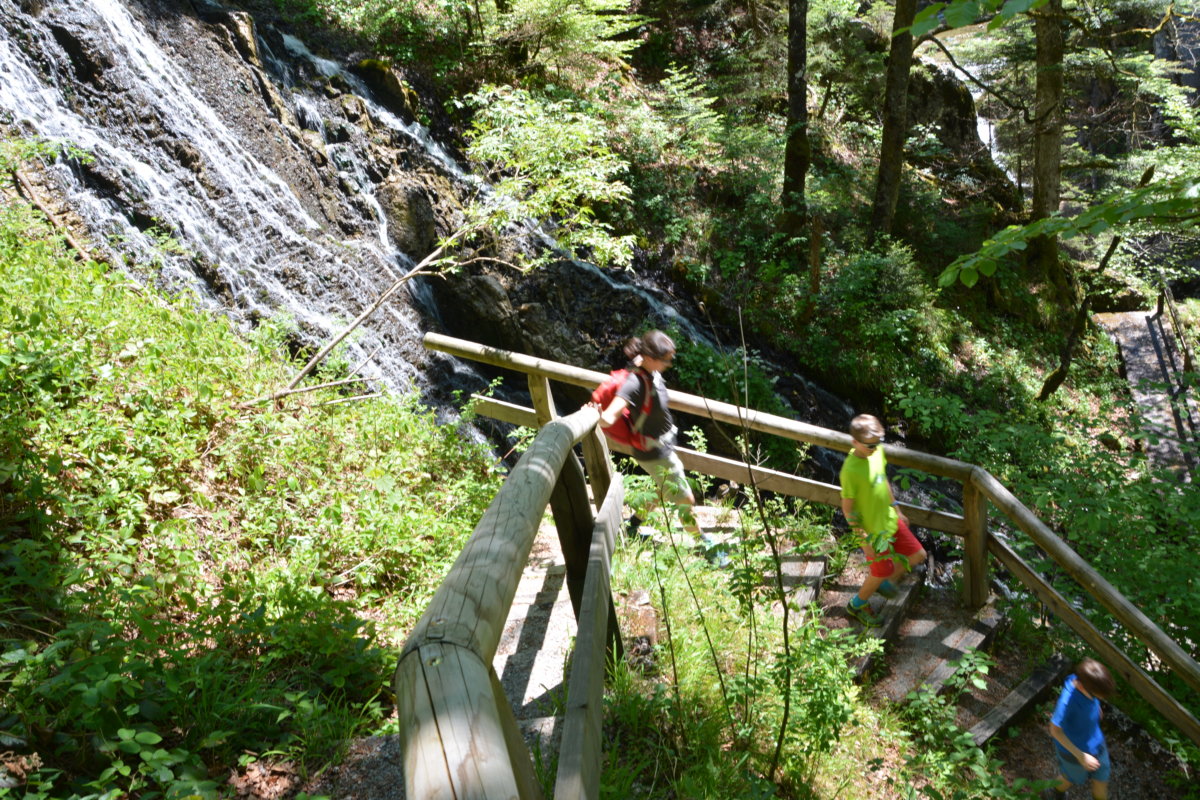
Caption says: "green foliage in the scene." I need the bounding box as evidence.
[939,176,1200,288]
[901,652,1055,799]
[909,0,1050,38]
[462,85,636,268]
[492,0,646,82]
[0,186,502,797]
[801,242,952,394]
[605,65,729,256]
[608,489,883,796]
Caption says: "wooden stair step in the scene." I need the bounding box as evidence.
[872,591,1002,700]
[853,563,927,680]
[969,652,1073,747]
[776,554,826,618]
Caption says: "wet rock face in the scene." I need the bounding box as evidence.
[0,0,476,391]
[2,0,861,434]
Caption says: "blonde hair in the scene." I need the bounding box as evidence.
[849,414,884,442]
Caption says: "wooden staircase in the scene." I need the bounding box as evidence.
[497,504,1069,765]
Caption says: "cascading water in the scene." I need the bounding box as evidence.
[0,0,440,390]
[0,0,870,489]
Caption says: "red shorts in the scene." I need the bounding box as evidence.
[868,517,924,578]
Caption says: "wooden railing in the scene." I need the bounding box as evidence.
[1151,280,1198,449]
[393,403,624,800]
[398,334,1200,799]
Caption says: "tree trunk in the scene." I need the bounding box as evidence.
[868,0,917,243]
[779,0,810,241]
[1030,0,1073,302]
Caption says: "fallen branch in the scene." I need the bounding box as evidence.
[316,393,382,408]
[11,168,103,264]
[283,233,462,391]
[244,375,370,407]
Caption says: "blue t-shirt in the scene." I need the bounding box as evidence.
[1050,675,1104,759]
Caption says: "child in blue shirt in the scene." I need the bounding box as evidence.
[1046,658,1115,800]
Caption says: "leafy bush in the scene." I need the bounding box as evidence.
[0,178,502,797]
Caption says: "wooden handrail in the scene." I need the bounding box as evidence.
[394,405,603,799]
[1158,282,1196,375]
[425,332,974,481]
[971,468,1200,696]
[426,332,1200,749]
[986,535,1200,744]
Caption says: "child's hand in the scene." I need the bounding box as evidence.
[1081,752,1101,772]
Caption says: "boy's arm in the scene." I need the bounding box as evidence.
[1049,723,1100,772]
[842,497,877,558]
[885,483,908,525]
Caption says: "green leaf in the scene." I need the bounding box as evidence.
[944,0,981,28]
[910,4,947,36]
[961,268,979,287]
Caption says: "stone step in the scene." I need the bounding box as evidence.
[968,652,1072,747]
[872,589,1003,701]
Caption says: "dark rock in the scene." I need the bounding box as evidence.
[353,59,419,124]
[378,176,438,259]
[48,23,112,84]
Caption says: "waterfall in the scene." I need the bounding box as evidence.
[0,0,430,389]
[0,0,862,474]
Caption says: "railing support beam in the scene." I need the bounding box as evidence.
[962,474,989,609]
[551,450,596,619]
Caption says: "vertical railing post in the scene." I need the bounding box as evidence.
[963,471,989,609]
[528,374,558,426]
[551,452,598,618]
[580,427,613,511]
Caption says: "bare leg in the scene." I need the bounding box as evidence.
[858,573,885,602]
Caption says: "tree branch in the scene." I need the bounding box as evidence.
[918,35,1031,123]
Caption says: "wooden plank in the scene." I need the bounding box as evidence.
[425,332,975,480]
[471,395,539,427]
[962,476,989,609]
[854,566,926,680]
[617,440,967,536]
[395,643,520,799]
[555,477,623,800]
[988,535,1200,747]
[396,643,458,800]
[918,606,1004,695]
[528,373,558,426]
[970,653,1072,747]
[580,426,612,511]
[489,667,545,800]
[974,469,1200,698]
[551,450,596,619]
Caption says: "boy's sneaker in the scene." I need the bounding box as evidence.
[846,601,883,627]
[877,580,898,599]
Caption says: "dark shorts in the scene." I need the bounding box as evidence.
[868,517,924,578]
[1056,742,1110,785]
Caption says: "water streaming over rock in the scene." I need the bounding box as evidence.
[0,0,443,389]
[0,0,874,490]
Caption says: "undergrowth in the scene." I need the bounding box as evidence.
[0,188,502,798]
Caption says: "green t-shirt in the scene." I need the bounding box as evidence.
[839,447,897,541]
